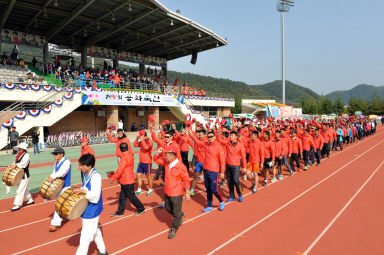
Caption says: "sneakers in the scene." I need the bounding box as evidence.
[110,212,124,217]
[202,207,213,213]
[189,190,195,196]
[10,205,20,211]
[219,182,226,187]
[243,175,247,181]
[168,228,177,239]
[159,202,165,208]
[238,196,243,202]
[135,190,143,195]
[226,197,236,203]
[48,225,60,232]
[289,171,293,176]
[146,190,153,196]
[252,188,257,194]
[97,251,108,255]
[316,163,320,166]
[219,202,225,211]
[199,175,204,180]
[270,177,277,183]
[277,175,283,180]
[134,210,145,216]
[25,200,34,206]
[263,180,268,187]
[303,166,308,171]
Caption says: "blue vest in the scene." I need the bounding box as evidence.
[81,169,103,219]
[55,158,71,188]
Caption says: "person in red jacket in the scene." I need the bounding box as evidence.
[153,145,190,239]
[107,128,131,163]
[262,131,276,187]
[222,131,246,202]
[134,130,154,196]
[246,130,264,194]
[289,130,302,172]
[79,137,95,180]
[179,128,192,172]
[189,129,207,196]
[110,143,145,217]
[313,128,324,166]
[302,129,316,170]
[188,130,226,212]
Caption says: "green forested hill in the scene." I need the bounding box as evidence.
[326,84,384,104]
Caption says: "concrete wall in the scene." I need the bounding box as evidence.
[49,111,107,133]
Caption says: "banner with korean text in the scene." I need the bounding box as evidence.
[81,91,183,107]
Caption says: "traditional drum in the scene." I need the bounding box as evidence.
[2,166,24,186]
[39,177,64,200]
[55,188,88,220]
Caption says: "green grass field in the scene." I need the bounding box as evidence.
[0,143,193,199]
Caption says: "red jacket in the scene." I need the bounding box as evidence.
[134,137,153,164]
[107,133,132,157]
[113,152,135,184]
[224,141,247,167]
[153,156,190,197]
[80,145,95,157]
[274,139,284,158]
[190,135,207,163]
[248,139,265,164]
[290,137,303,154]
[191,135,225,173]
[302,134,316,151]
[151,132,182,163]
[281,135,292,155]
[179,134,192,152]
[263,140,276,159]
[313,134,324,150]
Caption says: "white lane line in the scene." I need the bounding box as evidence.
[0,186,164,233]
[11,189,206,255]
[205,138,384,255]
[302,159,384,255]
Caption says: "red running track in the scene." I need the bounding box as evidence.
[0,127,383,255]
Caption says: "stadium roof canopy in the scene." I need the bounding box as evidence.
[0,0,228,60]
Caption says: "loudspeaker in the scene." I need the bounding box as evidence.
[191,50,198,65]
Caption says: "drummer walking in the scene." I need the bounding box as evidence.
[10,142,34,211]
[74,154,107,255]
[48,147,72,232]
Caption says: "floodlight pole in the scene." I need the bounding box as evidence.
[277,0,294,105]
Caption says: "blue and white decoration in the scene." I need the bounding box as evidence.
[42,105,52,113]
[83,86,93,91]
[28,109,41,117]
[64,92,73,99]
[65,87,73,92]
[74,87,82,93]
[30,85,41,91]
[42,85,52,91]
[15,112,27,120]
[2,119,14,128]
[94,87,103,92]
[3,83,16,90]
[17,84,29,90]
[54,86,63,92]
[184,95,235,102]
[54,98,63,106]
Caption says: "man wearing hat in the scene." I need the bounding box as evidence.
[47,147,72,232]
[153,144,190,239]
[9,142,34,211]
[80,137,95,180]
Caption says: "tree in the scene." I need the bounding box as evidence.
[319,96,333,114]
[334,97,344,115]
[301,97,318,114]
[368,95,383,115]
[231,97,242,114]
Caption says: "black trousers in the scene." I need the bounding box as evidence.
[315,149,321,164]
[164,194,184,229]
[290,153,300,171]
[11,141,17,154]
[303,150,310,166]
[226,164,242,198]
[117,184,145,214]
[155,165,165,181]
[181,151,189,170]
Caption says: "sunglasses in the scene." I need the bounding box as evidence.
[52,153,59,155]
[207,136,214,138]
[164,136,171,138]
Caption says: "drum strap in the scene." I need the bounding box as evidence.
[82,169,96,188]
[16,153,30,178]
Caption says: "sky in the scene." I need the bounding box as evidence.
[161,0,384,94]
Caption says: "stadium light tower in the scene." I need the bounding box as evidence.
[277,0,294,105]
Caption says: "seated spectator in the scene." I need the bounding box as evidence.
[140,122,145,130]
[32,57,37,68]
[1,52,8,66]
[131,122,138,132]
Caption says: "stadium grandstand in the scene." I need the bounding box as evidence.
[0,0,234,150]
